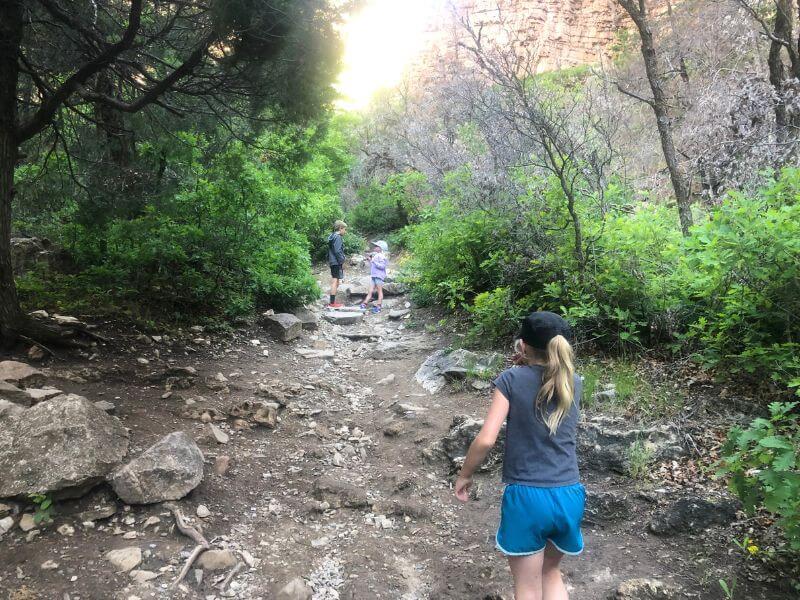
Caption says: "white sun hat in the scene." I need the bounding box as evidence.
[371,240,389,253]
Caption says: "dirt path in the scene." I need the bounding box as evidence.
[0,263,791,600]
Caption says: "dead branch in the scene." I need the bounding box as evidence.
[166,502,210,588]
[218,561,245,592]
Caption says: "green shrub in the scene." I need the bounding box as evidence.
[348,171,430,233]
[684,171,800,392]
[717,402,800,550]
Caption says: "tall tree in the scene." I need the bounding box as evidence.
[616,0,694,235]
[737,0,800,140]
[0,0,342,345]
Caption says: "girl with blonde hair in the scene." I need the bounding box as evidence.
[455,311,584,600]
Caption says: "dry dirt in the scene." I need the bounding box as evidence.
[0,264,793,600]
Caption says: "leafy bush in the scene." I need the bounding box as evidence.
[717,402,800,550]
[17,137,337,320]
[401,168,800,398]
[348,172,430,233]
[684,176,800,392]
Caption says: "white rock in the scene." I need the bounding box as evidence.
[18,514,36,532]
[0,516,14,534]
[196,505,211,518]
[106,547,142,573]
[41,560,59,570]
[208,424,229,444]
[57,524,75,536]
[129,569,159,584]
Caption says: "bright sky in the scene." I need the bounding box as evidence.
[336,0,445,110]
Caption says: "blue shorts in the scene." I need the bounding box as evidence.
[496,483,585,556]
[371,277,384,285]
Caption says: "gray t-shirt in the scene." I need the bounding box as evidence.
[493,365,581,487]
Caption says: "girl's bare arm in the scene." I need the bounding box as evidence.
[455,388,509,501]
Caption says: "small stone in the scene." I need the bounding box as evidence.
[376,374,395,386]
[41,560,59,570]
[94,400,116,414]
[196,505,211,518]
[18,514,36,532]
[253,405,278,428]
[122,531,138,539]
[129,569,159,584]
[196,549,237,571]
[388,309,410,320]
[27,346,47,362]
[194,569,203,585]
[137,358,150,366]
[208,423,229,444]
[214,455,230,476]
[106,547,142,573]
[57,524,75,536]
[311,536,329,548]
[142,516,161,529]
[0,516,14,534]
[332,452,345,467]
[241,550,256,567]
[214,372,228,383]
[277,577,313,600]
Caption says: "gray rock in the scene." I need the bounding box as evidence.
[0,396,129,498]
[649,496,739,535]
[292,307,319,331]
[382,281,407,296]
[94,400,116,414]
[24,388,62,404]
[0,399,25,422]
[108,431,203,504]
[105,547,142,573]
[425,414,504,472]
[0,515,14,534]
[196,549,237,571]
[0,361,45,388]
[278,577,313,600]
[593,384,617,403]
[415,349,503,394]
[577,416,685,474]
[261,313,303,342]
[0,381,32,406]
[312,475,369,508]
[388,309,410,320]
[584,490,632,525]
[323,311,364,326]
[614,578,682,599]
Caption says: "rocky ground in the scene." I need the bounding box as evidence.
[0,261,795,600]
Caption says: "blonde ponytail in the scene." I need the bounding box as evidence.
[535,335,575,435]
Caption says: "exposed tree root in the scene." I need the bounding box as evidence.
[165,502,210,588]
[218,561,245,592]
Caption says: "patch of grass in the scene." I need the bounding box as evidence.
[627,438,654,480]
[578,358,684,421]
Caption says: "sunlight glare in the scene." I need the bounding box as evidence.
[337,0,445,110]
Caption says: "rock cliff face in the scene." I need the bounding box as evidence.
[411,0,625,78]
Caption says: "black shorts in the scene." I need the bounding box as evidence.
[330,264,344,279]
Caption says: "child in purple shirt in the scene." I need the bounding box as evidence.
[360,240,388,313]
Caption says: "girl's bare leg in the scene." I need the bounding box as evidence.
[508,553,544,600]
[376,284,384,306]
[542,543,568,600]
[362,283,374,306]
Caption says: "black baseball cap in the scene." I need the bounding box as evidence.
[518,311,574,350]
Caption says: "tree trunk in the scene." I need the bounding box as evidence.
[0,0,26,344]
[620,0,693,235]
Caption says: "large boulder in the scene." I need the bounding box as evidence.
[415,349,503,394]
[578,416,685,474]
[649,495,739,535]
[260,313,303,342]
[292,307,319,331]
[424,414,504,472]
[108,431,204,504]
[0,361,45,389]
[0,396,129,498]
